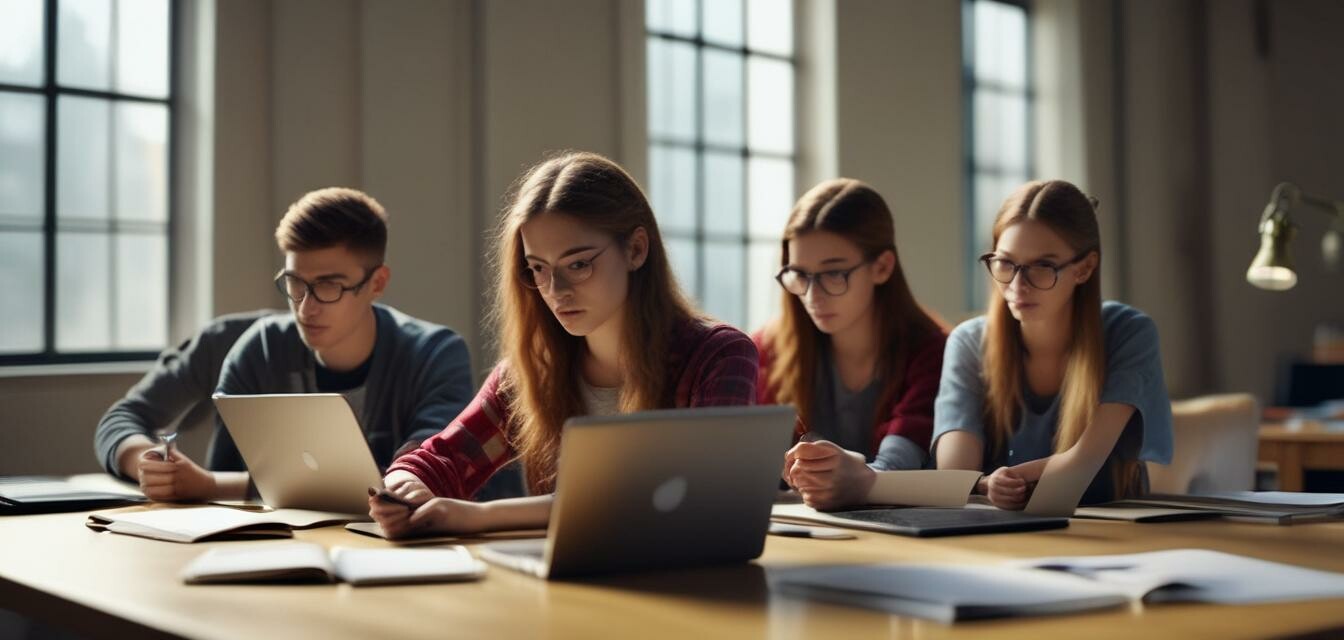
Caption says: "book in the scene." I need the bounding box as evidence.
[772,549,1344,623]
[1102,492,1344,524]
[85,506,359,543]
[771,564,1129,623]
[1013,548,1344,605]
[181,542,487,585]
[1,475,146,515]
[343,521,548,545]
[1070,506,1222,523]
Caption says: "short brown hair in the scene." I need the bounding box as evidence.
[275,187,388,264]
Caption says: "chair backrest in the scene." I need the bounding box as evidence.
[1146,393,1259,494]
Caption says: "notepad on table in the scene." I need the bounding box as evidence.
[182,542,487,585]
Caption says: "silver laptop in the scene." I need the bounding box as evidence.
[477,405,795,580]
[212,393,383,515]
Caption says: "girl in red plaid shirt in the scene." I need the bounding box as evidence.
[370,152,759,538]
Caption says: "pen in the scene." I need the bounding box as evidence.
[367,486,415,510]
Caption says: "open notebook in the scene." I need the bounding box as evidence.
[772,548,1344,623]
[182,542,486,585]
[86,506,359,543]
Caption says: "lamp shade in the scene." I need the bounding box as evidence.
[1246,215,1297,291]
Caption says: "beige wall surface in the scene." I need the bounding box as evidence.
[3,0,1341,475]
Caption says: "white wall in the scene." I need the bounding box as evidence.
[4,0,1341,476]
[832,0,966,321]
[1206,0,1344,402]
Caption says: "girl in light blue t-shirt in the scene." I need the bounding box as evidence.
[933,180,1172,508]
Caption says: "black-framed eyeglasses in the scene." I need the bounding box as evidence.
[979,250,1093,290]
[520,244,612,290]
[775,261,871,297]
[274,266,380,304]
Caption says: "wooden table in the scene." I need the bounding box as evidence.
[1259,421,1344,491]
[2,508,1343,639]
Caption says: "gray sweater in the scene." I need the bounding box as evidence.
[207,304,475,473]
[94,309,279,478]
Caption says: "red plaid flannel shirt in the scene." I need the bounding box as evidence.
[388,320,759,498]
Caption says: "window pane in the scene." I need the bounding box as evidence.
[115,102,168,221]
[704,150,744,236]
[747,155,792,238]
[56,231,111,351]
[747,56,793,154]
[703,0,742,47]
[0,231,44,353]
[57,96,111,221]
[647,37,697,142]
[115,0,169,97]
[649,144,697,234]
[703,241,744,328]
[0,0,44,86]
[0,92,45,219]
[57,0,112,91]
[746,240,780,333]
[702,49,744,148]
[973,0,1027,89]
[746,0,792,56]
[646,0,697,37]
[665,236,699,301]
[115,233,166,349]
[971,172,1027,306]
[973,90,1028,172]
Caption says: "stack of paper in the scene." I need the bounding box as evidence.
[1102,492,1344,524]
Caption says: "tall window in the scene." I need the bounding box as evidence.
[0,0,172,364]
[645,0,795,332]
[964,0,1032,309]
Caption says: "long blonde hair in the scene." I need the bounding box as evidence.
[489,151,701,493]
[982,180,1140,497]
[762,179,943,440]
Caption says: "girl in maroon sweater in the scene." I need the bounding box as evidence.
[755,178,947,510]
[370,152,758,538]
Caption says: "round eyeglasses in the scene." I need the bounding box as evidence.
[775,261,871,297]
[520,244,612,290]
[979,251,1092,290]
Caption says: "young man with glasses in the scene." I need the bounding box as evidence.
[131,188,482,502]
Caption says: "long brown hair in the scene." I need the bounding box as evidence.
[982,180,1139,497]
[761,178,943,441]
[489,151,701,493]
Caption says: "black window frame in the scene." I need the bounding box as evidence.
[962,0,1034,311]
[0,0,177,366]
[646,0,797,330]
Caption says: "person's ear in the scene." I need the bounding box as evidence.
[369,264,391,299]
[1074,251,1099,284]
[626,227,650,271]
[871,249,896,285]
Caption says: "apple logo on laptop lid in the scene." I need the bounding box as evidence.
[652,476,688,513]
